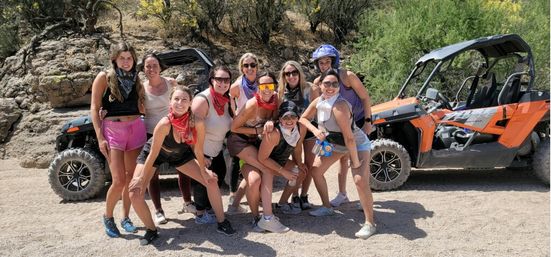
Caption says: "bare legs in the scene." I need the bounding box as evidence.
[105,148,140,219]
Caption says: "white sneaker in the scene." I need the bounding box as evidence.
[227,204,248,215]
[355,222,376,239]
[154,211,168,225]
[329,192,349,207]
[257,215,290,233]
[178,202,197,215]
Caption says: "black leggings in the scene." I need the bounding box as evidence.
[193,150,227,211]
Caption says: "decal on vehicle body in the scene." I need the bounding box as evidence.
[441,107,498,129]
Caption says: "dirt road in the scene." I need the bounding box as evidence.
[0,159,548,257]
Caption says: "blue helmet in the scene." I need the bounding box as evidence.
[311,44,340,69]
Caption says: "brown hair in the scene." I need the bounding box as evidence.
[170,84,194,101]
[106,42,144,104]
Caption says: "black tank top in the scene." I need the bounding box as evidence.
[102,83,141,117]
[269,127,298,166]
[159,125,193,156]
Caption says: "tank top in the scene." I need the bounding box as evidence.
[319,96,368,147]
[197,88,232,157]
[269,127,297,166]
[338,69,364,121]
[159,125,193,157]
[144,79,170,134]
[101,78,141,117]
[283,84,310,114]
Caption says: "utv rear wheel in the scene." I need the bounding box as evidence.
[369,139,411,191]
[532,139,549,185]
[48,148,106,201]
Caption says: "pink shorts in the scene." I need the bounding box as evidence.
[102,118,146,151]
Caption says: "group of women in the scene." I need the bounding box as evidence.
[90,42,376,246]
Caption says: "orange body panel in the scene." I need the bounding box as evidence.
[498,100,550,147]
[371,97,418,114]
[409,116,436,153]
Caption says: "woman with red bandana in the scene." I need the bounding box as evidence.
[190,66,238,224]
[129,85,236,246]
[228,71,278,231]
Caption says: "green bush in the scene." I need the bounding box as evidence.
[350,0,549,103]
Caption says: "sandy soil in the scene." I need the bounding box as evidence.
[0,158,548,257]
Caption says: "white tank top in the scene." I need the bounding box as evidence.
[144,79,170,134]
[236,76,251,113]
[198,88,232,157]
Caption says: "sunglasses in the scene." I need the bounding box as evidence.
[243,63,257,69]
[284,70,299,77]
[258,83,276,91]
[322,81,340,88]
[281,114,298,121]
[213,77,231,84]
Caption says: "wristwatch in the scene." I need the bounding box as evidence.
[364,117,372,123]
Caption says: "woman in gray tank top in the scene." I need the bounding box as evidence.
[299,69,376,239]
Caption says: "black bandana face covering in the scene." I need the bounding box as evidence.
[115,68,137,100]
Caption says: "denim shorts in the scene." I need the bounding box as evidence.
[102,118,146,151]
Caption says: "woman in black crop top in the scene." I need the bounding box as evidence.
[253,101,307,233]
[91,42,146,238]
[129,85,236,245]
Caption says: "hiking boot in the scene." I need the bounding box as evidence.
[275,203,301,215]
[139,229,159,245]
[309,206,335,217]
[355,222,376,239]
[227,204,248,215]
[300,195,312,210]
[252,216,266,233]
[329,192,349,207]
[178,202,197,215]
[291,196,302,209]
[257,215,290,233]
[217,219,237,236]
[155,211,168,225]
[121,217,137,233]
[102,215,121,238]
[195,213,216,224]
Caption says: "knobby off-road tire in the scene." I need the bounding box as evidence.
[48,148,106,201]
[369,139,412,191]
[532,139,549,185]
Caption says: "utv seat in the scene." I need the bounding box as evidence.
[467,72,497,109]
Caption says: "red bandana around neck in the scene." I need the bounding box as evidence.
[210,86,230,116]
[168,108,197,145]
[255,93,277,111]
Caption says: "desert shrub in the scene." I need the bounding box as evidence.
[227,0,287,45]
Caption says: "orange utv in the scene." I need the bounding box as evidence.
[368,34,550,190]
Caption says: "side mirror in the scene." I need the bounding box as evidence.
[426,88,439,100]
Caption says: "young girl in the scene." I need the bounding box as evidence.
[129,85,236,246]
[91,42,144,238]
[299,69,376,239]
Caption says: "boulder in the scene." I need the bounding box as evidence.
[0,98,22,143]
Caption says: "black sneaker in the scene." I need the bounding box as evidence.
[139,229,159,246]
[217,219,236,236]
[300,195,312,210]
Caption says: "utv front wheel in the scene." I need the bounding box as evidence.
[532,139,549,185]
[48,148,106,201]
[369,139,411,191]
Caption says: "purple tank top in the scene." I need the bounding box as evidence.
[338,76,364,121]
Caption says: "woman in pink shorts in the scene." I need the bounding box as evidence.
[90,41,146,238]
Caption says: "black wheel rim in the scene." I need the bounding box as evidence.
[58,160,91,192]
[370,150,402,182]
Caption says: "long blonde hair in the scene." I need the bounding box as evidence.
[277,60,308,102]
[106,42,144,104]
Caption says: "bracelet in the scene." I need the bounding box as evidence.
[364,117,372,123]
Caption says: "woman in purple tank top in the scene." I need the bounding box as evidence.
[311,44,373,209]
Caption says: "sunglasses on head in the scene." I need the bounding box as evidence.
[281,114,298,121]
[258,83,276,91]
[243,63,257,69]
[213,77,231,84]
[322,81,340,88]
[284,70,299,77]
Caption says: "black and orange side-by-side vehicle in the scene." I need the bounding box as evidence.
[368,34,550,190]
